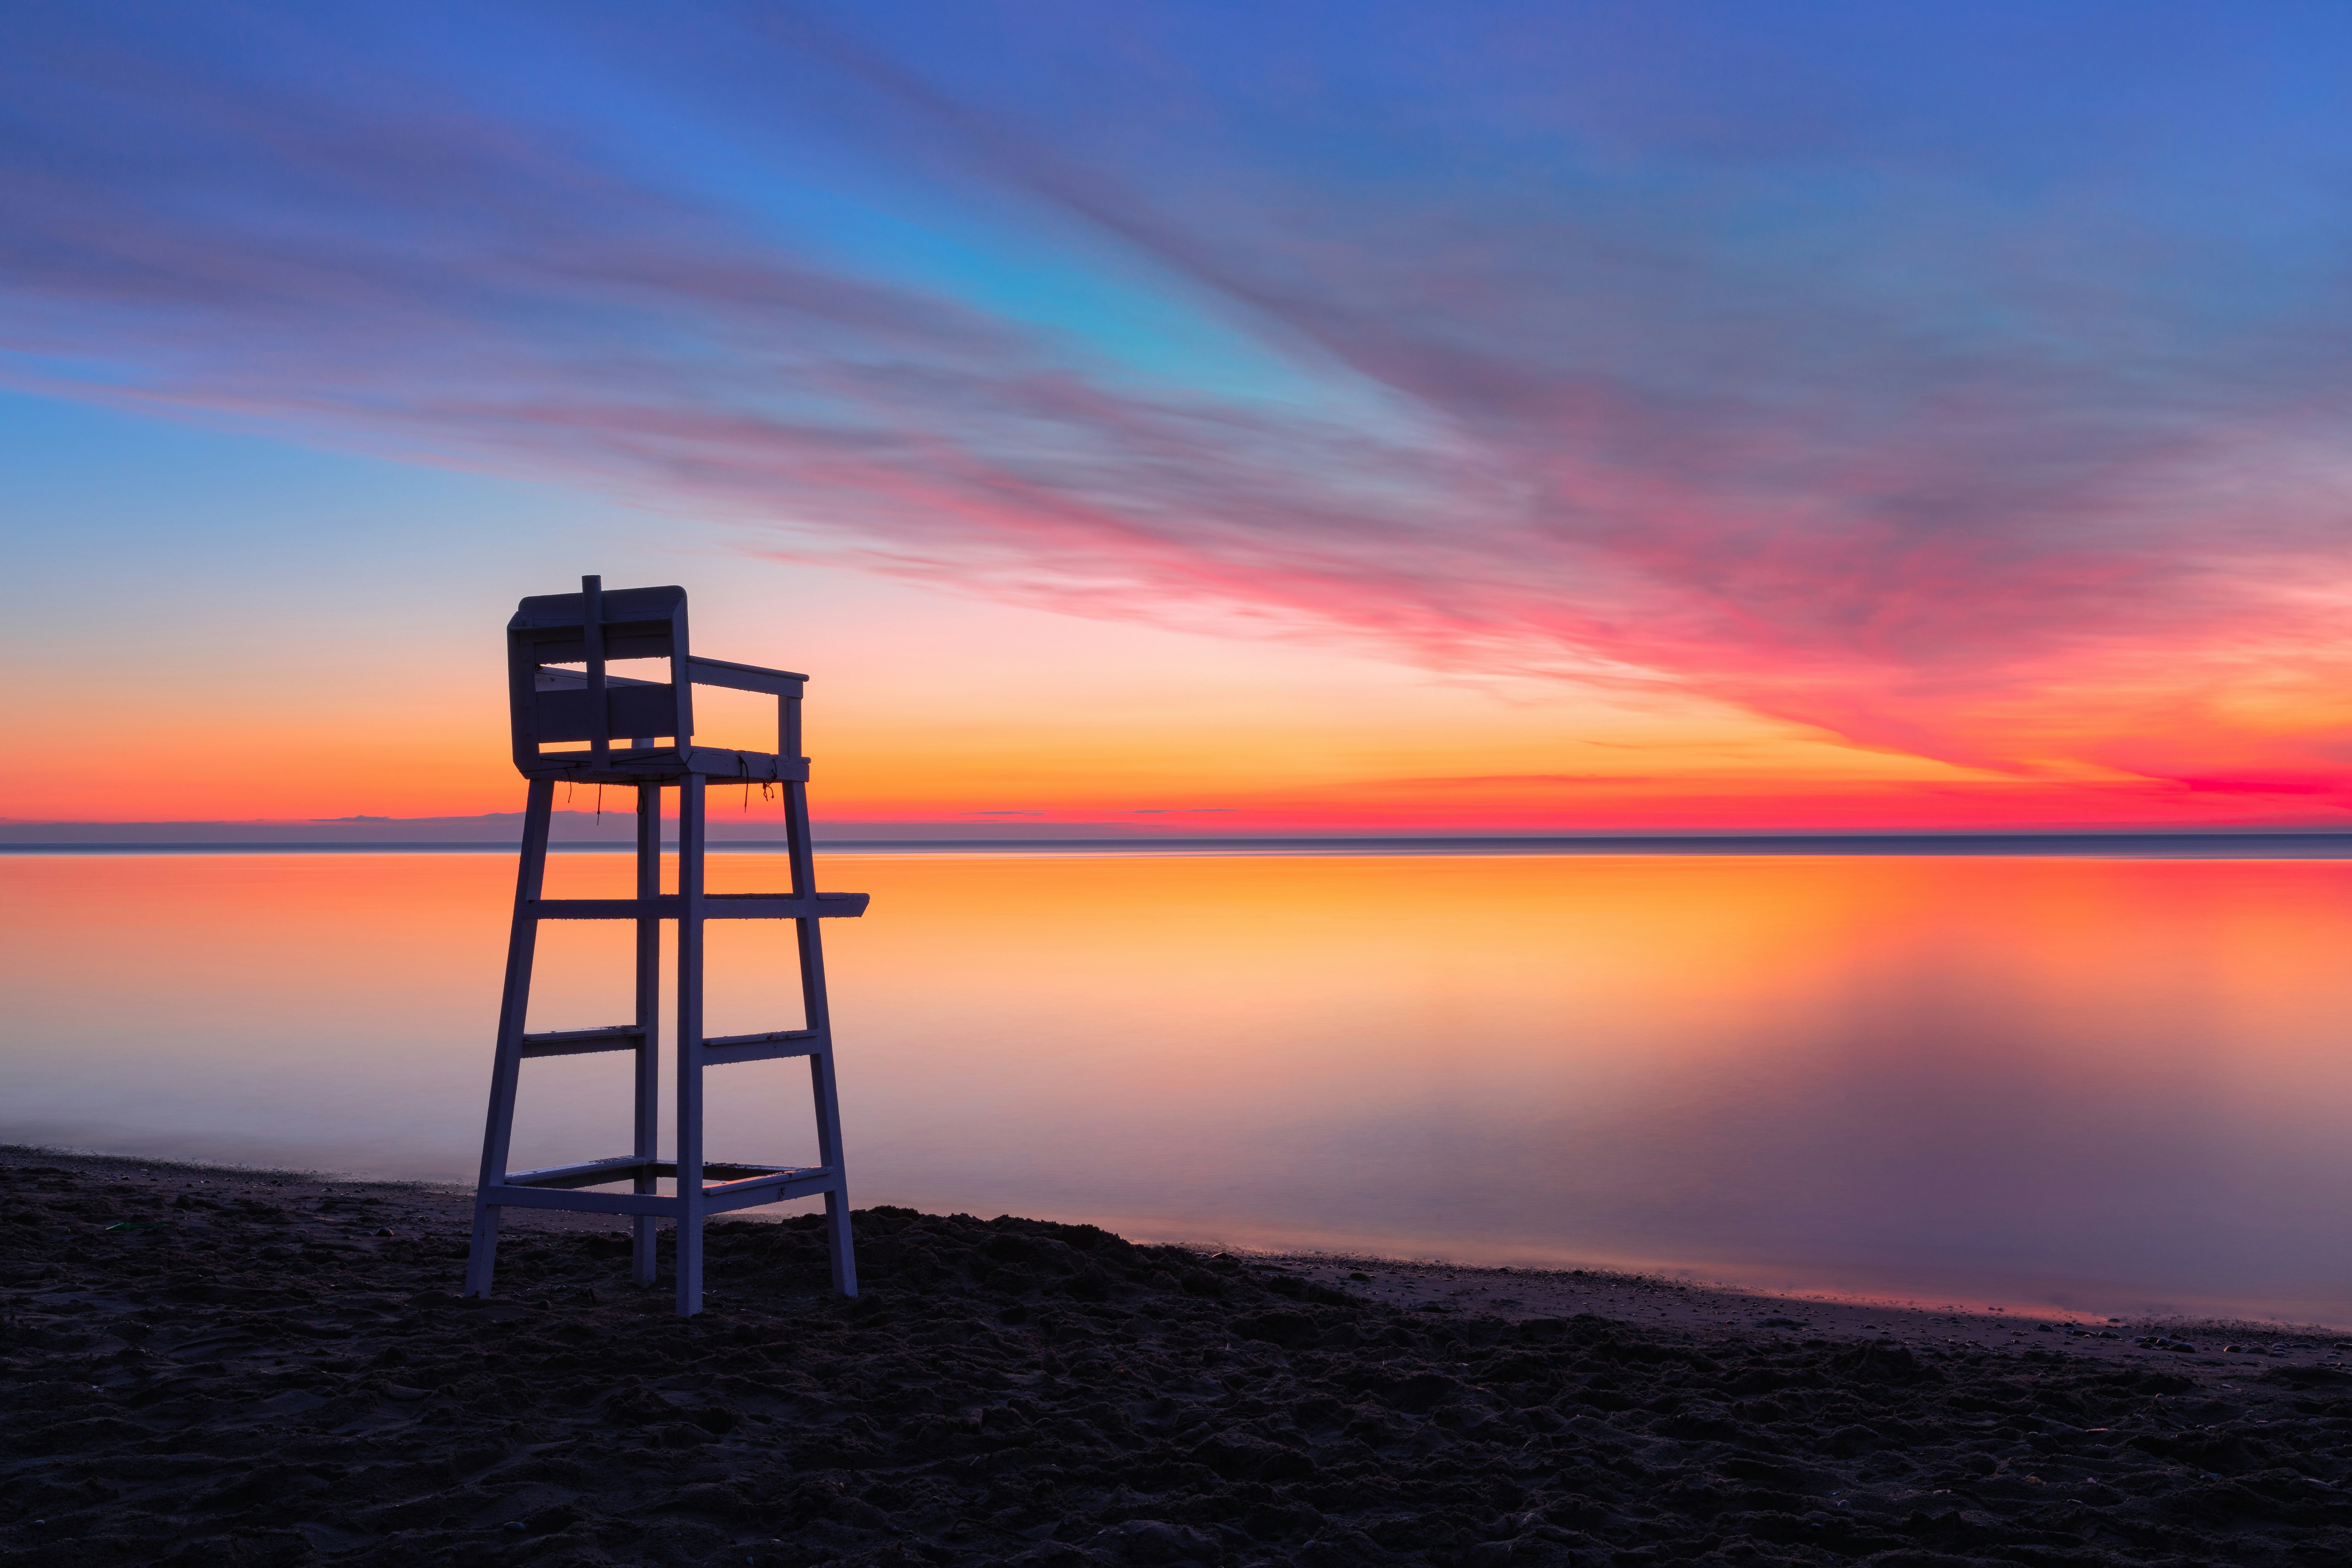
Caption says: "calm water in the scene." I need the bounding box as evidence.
[6,850,2351,1325]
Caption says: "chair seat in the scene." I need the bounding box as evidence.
[517,744,808,784]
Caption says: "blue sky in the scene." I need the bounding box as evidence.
[8,3,2352,826]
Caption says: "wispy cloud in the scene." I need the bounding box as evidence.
[7,4,2352,798]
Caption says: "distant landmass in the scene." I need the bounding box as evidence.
[5,817,2352,856]
[0,813,1165,846]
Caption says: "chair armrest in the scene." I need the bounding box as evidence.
[685,656,807,696]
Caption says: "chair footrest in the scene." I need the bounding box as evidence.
[490,1157,839,1216]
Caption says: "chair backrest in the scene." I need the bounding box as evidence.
[506,578,694,771]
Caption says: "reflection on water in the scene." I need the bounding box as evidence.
[5,850,2350,1323]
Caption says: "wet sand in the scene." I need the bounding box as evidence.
[7,1146,2351,1566]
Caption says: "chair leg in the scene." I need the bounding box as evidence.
[675,773,707,1317]
[466,777,554,1298]
[810,1049,858,1297]
[785,772,856,1298]
[674,1205,704,1316]
[630,1225,660,1288]
[825,1188,858,1298]
[631,782,662,1289]
[464,1199,503,1297]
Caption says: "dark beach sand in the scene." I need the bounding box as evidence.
[7,1148,2352,1567]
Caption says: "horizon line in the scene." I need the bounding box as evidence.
[10,828,2352,860]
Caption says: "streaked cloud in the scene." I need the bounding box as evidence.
[7,2,2352,806]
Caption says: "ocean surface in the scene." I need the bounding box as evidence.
[6,847,2351,1326]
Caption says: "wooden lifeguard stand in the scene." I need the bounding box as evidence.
[465,576,868,1316]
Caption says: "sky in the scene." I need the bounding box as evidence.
[6,2,2352,832]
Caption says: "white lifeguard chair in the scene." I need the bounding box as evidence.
[464,576,868,1315]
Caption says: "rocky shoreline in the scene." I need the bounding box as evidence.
[6,1148,2352,1567]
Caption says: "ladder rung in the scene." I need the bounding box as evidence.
[704,1160,813,1181]
[704,1164,837,1214]
[532,892,871,922]
[520,1025,646,1058]
[705,1163,825,1191]
[702,1028,821,1061]
[481,1183,675,1218]
[504,1155,655,1189]
[501,1156,822,1189]
[485,1161,839,1219]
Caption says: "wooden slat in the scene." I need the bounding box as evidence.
[506,1156,807,1186]
[509,583,685,634]
[534,668,663,690]
[516,747,810,784]
[703,1028,819,1049]
[706,1170,840,1214]
[519,1025,644,1059]
[530,685,679,744]
[703,1164,824,1194]
[533,898,670,920]
[702,1029,821,1063]
[483,1183,678,1218]
[712,892,870,917]
[483,1168,838,1219]
[686,655,807,695]
[692,746,802,780]
[532,893,870,922]
[503,1155,654,1189]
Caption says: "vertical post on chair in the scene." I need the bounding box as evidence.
[582,575,609,768]
[674,772,708,1316]
[630,782,661,1288]
[467,776,555,1297]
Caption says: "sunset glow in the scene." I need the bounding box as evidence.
[14,848,2352,1317]
[8,5,2352,831]
[19,18,2352,1547]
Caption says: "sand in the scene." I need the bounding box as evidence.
[6,1146,2351,1567]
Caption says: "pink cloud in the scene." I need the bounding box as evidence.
[9,10,2352,811]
